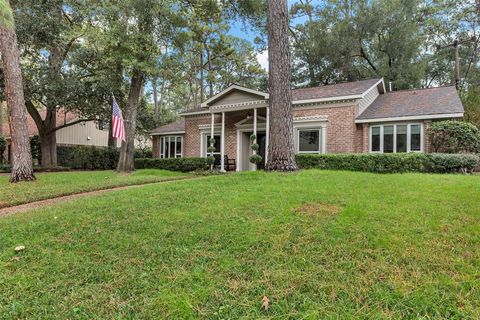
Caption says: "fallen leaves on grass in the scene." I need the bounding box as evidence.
[261,296,270,311]
[14,245,25,252]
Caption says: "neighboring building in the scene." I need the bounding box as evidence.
[151,78,464,171]
[1,109,151,163]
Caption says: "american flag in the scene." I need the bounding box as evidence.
[112,97,126,142]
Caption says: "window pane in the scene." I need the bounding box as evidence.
[169,138,176,158]
[164,138,169,158]
[299,130,320,152]
[160,137,164,156]
[410,125,421,151]
[176,137,182,156]
[371,127,380,152]
[396,125,407,153]
[383,125,394,153]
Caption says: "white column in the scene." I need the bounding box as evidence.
[220,112,225,172]
[210,112,215,156]
[265,107,270,163]
[253,108,257,171]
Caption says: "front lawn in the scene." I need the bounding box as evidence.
[0,169,187,208]
[0,170,479,318]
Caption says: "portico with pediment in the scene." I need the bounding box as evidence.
[197,85,271,172]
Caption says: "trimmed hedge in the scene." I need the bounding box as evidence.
[134,157,209,172]
[57,146,153,170]
[296,153,479,174]
[58,146,119,170]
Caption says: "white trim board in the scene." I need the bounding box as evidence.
[355,113,464,123]
[201,84,269,107]
[151,131,185,136]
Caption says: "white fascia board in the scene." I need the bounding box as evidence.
[200,84,269,107]
[180,110,210,116]
[151,131,185,136]
[360,78,385,98]
[355,113,464,123]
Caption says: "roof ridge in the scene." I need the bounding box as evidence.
[387,85,456,94]
[292,78,382,91]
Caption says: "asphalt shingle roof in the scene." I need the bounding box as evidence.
[292,78,382,101]
[357,86,463,120]
[151,118,185,134]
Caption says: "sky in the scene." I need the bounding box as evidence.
[227,19,269,70]
[226,0,308,71]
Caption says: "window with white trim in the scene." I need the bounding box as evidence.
[298,129,322,153]
[160,136,182,158]
[370,124,423,153]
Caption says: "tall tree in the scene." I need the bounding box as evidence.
[265,0,297,171]
[0,0,35,182]
[10,0,113,167]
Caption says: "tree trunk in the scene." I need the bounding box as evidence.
[39,131,57,167]
[116,69,144,173]
[265,0,297,172]
[153,77,159,115]
[39,108,57,167]
[199,45,204,102]
[0,6,35,182]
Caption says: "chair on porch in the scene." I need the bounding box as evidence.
[213,154,236,171]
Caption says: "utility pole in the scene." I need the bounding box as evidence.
[437,37,476,90]
[453,39,461,90]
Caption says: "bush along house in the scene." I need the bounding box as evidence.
[151,78,464,171]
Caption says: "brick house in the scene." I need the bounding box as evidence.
[151,78,464,171]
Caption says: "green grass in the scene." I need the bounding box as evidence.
[0,170,479,319]
[0,169,187,208]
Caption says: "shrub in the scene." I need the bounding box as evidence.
[249,154,263,165]
[30,135,41,164]
[134,157,209,172]
[428,120,480,153]
[61,146,119,170]
[425,153,480,173]
[134,147,152,159]
[56,146,153,170]
[296,153,479,174]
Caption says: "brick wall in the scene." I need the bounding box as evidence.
[293,105,358,153]
[184,115,213,157]
[423,120,432,153]
[152,136,160,158]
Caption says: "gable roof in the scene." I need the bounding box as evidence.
[1,109,78,138]
[201,84,269,107]
[292,78,384,102]
[151,118,185,135]
[356,86,464,122]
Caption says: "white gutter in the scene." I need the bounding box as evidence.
[292,95,362,105]
[180,110,210,116]
[355,113,464,123]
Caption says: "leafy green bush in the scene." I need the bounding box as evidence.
[296,153,479,174]
[428,121,480,153]
[425,153,480,173]
[0,163,11,172]
[56,146,152,170]
[249,154,262,165]
[134,148,152,159]
[134,157,209,172]
[30,135,41,164]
